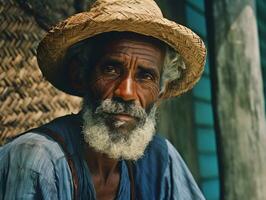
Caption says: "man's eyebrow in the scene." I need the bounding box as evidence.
[99,55,161,75]
[98,56,125,66]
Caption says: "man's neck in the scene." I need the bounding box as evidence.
[84,145,120,182]
[83,145,121,200]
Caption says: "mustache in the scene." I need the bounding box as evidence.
[94,99,147,121]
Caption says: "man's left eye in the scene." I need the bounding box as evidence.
[137,72,154,81]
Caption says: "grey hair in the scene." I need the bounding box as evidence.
[160,46,186,92]
[65,38,186,93]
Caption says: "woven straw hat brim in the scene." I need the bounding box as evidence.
[37,10,206,99]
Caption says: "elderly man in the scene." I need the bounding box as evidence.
[0,0,206,199]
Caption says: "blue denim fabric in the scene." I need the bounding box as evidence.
[0,115,205,200]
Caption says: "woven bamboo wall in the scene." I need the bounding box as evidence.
[0,0,82,144]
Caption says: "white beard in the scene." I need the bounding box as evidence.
[82,99,157,161]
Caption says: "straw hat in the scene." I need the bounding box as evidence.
[37,0,206,99]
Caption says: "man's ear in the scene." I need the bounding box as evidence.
[67,59,86,93]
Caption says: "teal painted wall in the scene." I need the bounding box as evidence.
[185,0,220,199]
[256,0,266,110]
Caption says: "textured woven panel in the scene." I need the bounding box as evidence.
[0,0,82,145]
[16,0,81,30]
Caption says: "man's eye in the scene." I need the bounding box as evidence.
[103,65,117,74]
[138,72,154,81]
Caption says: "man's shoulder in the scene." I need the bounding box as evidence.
[137,134,205,199]
[4,132,64,156]
[133,134,188,198]
[0,132,65,171]
[0,130,73,199]
[0,115,80,168]
[0,114,80,173]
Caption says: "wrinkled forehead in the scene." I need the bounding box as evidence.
[94,32,166,68]
[65,31,167,70]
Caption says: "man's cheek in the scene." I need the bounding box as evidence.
[137,85,160,109]
[90,79,116,102]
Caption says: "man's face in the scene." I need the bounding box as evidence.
[81,34,165,160]
[86,36,165,131]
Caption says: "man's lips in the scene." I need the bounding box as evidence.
[107,113,137,122]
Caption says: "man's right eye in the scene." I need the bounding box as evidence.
[103,65,117,74]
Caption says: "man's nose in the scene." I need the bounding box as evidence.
[114,75,138,102]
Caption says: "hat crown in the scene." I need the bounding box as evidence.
[89,0,163,17]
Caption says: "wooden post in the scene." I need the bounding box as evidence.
[206,0,266,199]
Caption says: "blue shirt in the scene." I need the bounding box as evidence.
[0,114,205,199]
